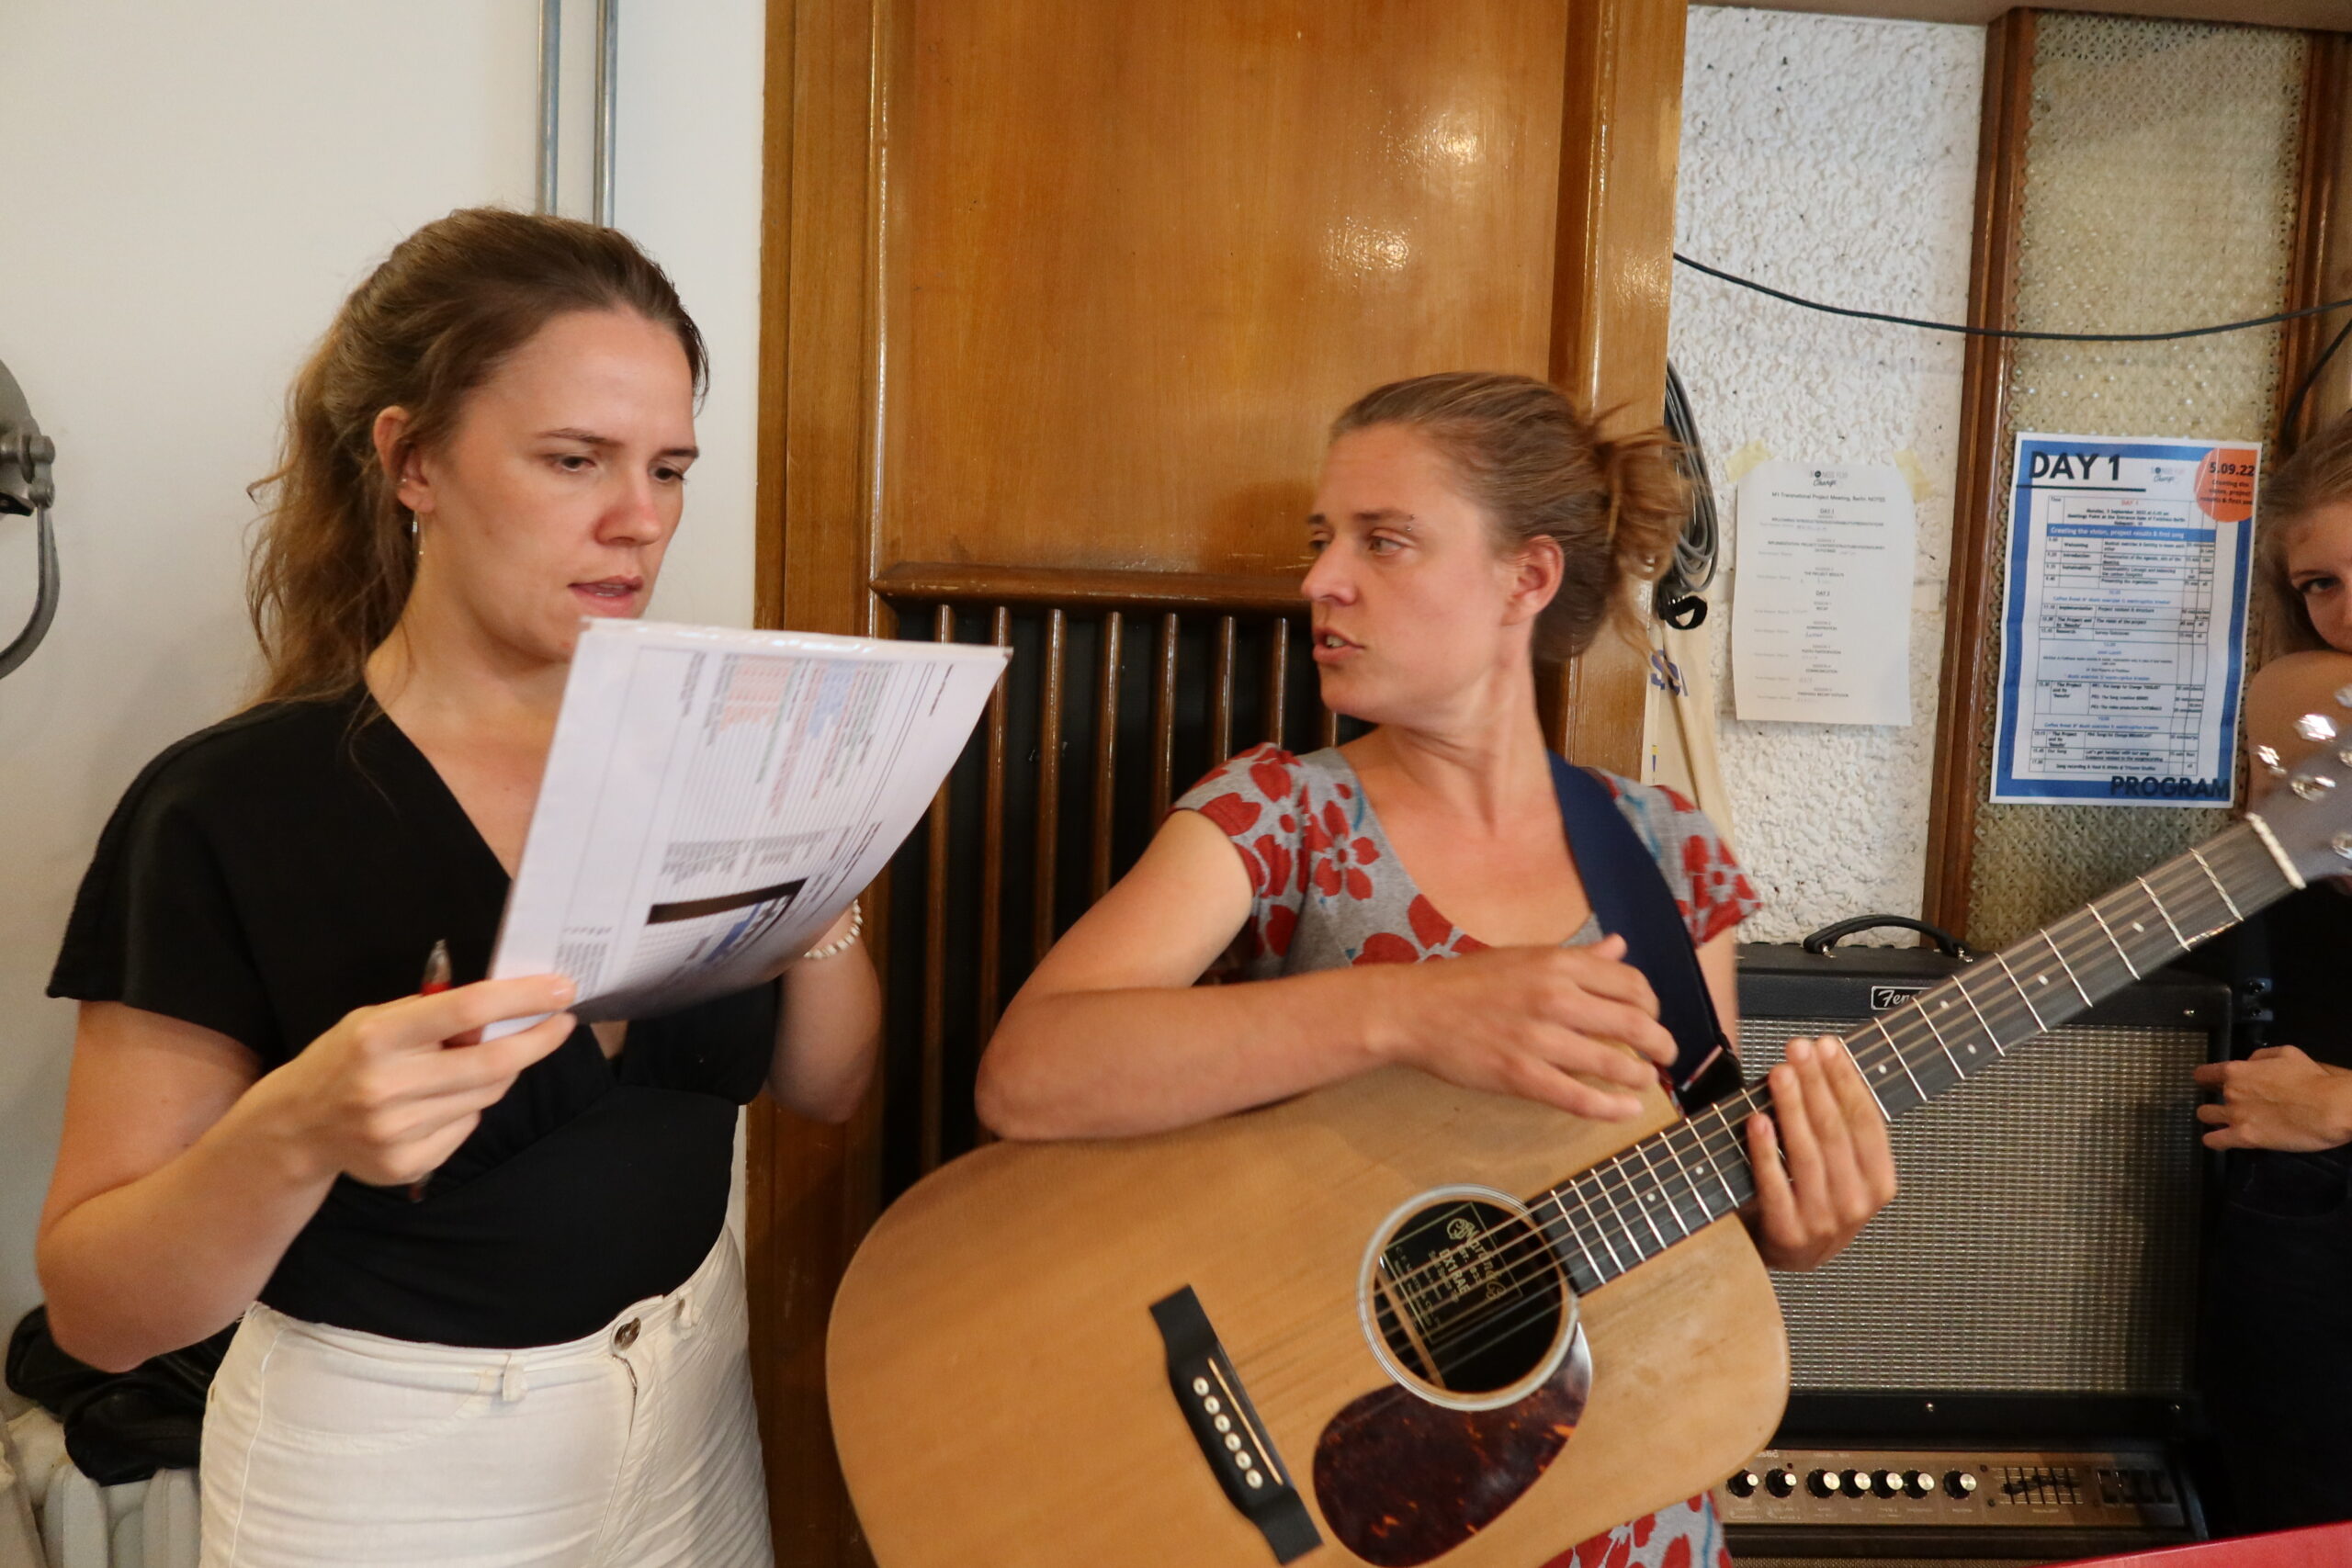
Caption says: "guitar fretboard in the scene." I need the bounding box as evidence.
[1532,820,2295,1294]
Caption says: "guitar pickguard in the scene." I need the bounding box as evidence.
[1311,1325,1592,1567]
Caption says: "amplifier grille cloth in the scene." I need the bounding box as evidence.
[1738,1017,2206,1393]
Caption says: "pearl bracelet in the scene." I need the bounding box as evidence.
[802,900,865,961]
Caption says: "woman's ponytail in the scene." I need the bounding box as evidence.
[1329,372,1688,661]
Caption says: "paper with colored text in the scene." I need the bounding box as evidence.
[483,619,1006,1035]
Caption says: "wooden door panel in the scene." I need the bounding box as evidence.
[888,0,1570,574]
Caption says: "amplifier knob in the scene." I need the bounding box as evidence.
[1904,1471,1934,1498]
[1946,1470,1979,1499]
[1725,1471,1759,1498]
[1871,1471,1901,1498]
[1843,1470,1871,1496]
[1767,1469,1798,1498]
[1807,1470,1841,1497]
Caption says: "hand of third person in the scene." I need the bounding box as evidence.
[1745,1035,1898,1271]
[2193,1045,2352,1152]
[1379,934,1679,1122]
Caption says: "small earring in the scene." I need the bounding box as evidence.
[408,512,421,542]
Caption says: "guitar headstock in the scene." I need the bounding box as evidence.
[2250,685,2352,885]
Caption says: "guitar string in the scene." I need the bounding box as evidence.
[1250,840,2247,1398]
[1260,838,2273,1388]
[1241,835,2270,1402]
[1349,835,2251,1324]
[1241,848,2250,1406]
[1357,839,2277,1378]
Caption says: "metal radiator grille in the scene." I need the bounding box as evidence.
[1739,1016,2207,1393]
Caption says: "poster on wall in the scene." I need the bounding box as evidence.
[1730,460,1917,726]
[1989,433,2258,808]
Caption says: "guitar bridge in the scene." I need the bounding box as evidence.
[1150,1286,1322,1563]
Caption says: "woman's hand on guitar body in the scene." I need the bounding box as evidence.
[1743,1035,1898,1271]
[1377,934,1679,1122]
[2193,1045,2352,1152]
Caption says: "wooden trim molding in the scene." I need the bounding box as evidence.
[750,0,890,1561]
[1549,0,1689,774]
[1921,9,2037,941]
[2279,32,2348,450]
[873,562,1311,614]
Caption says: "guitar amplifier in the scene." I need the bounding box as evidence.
[1734,939,2229,1405]
[1722,937,2230,1562]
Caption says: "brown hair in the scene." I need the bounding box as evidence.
[2256,409,2352,658]
[1329,371,1687,662]
[246,208,707,704]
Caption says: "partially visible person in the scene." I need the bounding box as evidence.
[978,372,1898,1568]
[38,209,880,1568]
[2195,408,2352,1534]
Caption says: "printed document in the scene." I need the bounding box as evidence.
[1730,460,1916,726]
[1991,434,2256,807]
[485,619,1007,1033]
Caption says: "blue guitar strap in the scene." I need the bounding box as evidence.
[1546,753,1740,1110]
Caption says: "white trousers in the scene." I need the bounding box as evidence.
[199,1235,772,1568]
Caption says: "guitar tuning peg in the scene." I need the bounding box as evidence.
[2298,714,2340,743]
[2256,744,2288,778]
[2336,684,2352,710]
[2335,830,2352,864]
[2291,772,2339,802]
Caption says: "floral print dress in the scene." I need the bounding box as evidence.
[1172,744,1761,1568]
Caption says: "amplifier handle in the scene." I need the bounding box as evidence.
[1799,914,1972,959]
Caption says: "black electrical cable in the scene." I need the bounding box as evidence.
[1657,361,1718,627]
[1675,252,2352,344]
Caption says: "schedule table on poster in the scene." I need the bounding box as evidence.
[1991,434,2256,807]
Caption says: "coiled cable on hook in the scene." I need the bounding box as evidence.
[1656,360,1718,629]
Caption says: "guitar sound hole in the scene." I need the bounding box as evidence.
[1364,1193,1567,1402]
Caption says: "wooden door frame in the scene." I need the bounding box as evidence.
[745,1,1690,1560]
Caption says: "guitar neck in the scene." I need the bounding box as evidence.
[1533,818,2299,1294]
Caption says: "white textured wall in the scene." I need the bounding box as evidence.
[1670,6,1984,944]
[0,1,764,1348]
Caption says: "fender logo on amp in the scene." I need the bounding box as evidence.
[1871,986,1926,1010]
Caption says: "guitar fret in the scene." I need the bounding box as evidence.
[1954,980,2005,1055]
[1691,1111,1746,1210]
[2137,874,2189,949]
[1614,1156,1669,1252]
[1866,1018,1927,1109]
[1547,1191,1605,1288]
[2088,904,2140,978]
[1578,1171,1641,1272]
[2041,929,2094,1009]
[2189,844,2243,922]
[1995,952,2048,1031]
[1914,1000,1964,1079]
[1658,1129,1714,1233]
[1632,1142,1691,1239]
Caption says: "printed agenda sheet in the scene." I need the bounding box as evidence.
[1729,460,1917,726]
[485,620,1007,1033]
[1990,433,2258,807]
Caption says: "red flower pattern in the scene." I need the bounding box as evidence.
[1182,741,1753,1033]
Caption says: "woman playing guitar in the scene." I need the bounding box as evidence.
[978,371,1898,1568]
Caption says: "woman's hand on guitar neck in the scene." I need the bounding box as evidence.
[2194,1045,2352,1152]
[1743,1035,1899,1272]
[1374,934,1679,1122]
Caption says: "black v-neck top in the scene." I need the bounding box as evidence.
[49,692,778,1348]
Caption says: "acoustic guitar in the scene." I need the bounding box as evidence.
[828,716,2352,1568]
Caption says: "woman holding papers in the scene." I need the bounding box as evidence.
[977,372,1896,1568]
[2198,408,2352,1534]
[38,209,876,1567]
